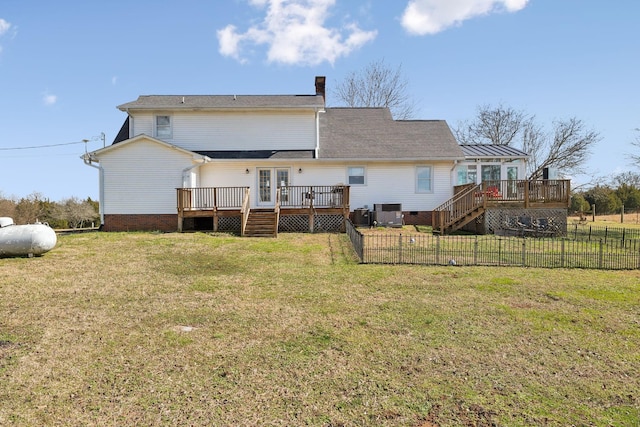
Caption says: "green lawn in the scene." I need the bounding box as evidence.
[1,232,638,426]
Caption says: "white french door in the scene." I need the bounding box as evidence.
[257,168,290,206]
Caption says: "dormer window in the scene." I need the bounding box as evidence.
[155,115,172,139]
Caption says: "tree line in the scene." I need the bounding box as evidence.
[0,192,99,229]
[571,172,640,215]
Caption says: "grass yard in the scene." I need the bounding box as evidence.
[1,232,639,426]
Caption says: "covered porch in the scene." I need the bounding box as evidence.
[177,185,350,236]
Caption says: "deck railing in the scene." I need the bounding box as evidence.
[277,185,350,209]
[177,187,248,211]
[177,185,350,212]
[478,179,571,206]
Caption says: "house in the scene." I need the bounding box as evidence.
[83,76,569,236]
[83,76,467,234]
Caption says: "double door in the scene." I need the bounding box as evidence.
[258,168,290,206]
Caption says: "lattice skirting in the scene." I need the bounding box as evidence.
[218,216,241,232]
[314,214,344,232]
[480,208,568,237]
[278,214,344,233]
[279,215,309,232]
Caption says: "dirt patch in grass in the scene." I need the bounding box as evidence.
[0,232,638,426]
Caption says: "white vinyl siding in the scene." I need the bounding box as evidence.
[200,161,454,211]
[131,111,317,151]
[99,139,194,214]
[347,163,451,211]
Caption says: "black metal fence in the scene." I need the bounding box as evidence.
[345,221,640,270]
[567,222,640,245]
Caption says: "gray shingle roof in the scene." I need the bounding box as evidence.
[318,108,464,160]
[460,144,529,158]
[117,95,325,111]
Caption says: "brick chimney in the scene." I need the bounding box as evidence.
[315,76,326,104]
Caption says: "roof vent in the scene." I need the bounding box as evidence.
[181,97,185,104]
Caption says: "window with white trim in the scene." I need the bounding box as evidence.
[347,166,365,185]
[416,166,433,193]
[155,115,172,139]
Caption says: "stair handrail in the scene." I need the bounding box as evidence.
[240,187,250,236]
[274,187,282,237]
[433,183,484,233]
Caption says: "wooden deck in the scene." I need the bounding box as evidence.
[433,179,571,235]
[177,185,350,236]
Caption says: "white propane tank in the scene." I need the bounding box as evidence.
[0,217,57,257]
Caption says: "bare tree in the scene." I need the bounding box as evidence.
[455,104,600,180]
[454,104,528,146]
[53,197,99,229]
[527,118,599,180]
[0,192,17,219]
[331,59,417,119]
[628,128,640,166]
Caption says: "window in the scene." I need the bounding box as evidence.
[416,166,433,193]
[457,165,477,185]
[347,166,365,185]
[155,115,172,139]
[481,165,501,182]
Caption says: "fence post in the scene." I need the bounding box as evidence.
[474,236,478,265]
[498,238,502,266]
[521,238,526,267]
[598,239,604,269]
[436,235,441,265]
[398,233,403,264]
[561,239,565,268]
[621,204,624,224]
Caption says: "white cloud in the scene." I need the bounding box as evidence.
[217,0,377,66]
[112,76,118,86]
[0,18,10,36]
[401,0,529,35]
[0,18,12,53]
[42,92,57,106]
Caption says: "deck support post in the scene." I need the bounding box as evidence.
[308,211,314,233]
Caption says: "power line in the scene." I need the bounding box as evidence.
[0,140,87,151]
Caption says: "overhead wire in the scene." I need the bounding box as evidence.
[0,140,87,151]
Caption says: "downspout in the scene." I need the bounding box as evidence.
[182,156,210,187]
[82,154,105,226]
[450,159,458,190]
[315,109,324,159]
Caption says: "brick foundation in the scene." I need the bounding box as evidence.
[103,214,178,232]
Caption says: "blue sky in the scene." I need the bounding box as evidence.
[0,0,638,201]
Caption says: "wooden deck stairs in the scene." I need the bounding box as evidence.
[243,209,278,237]
[432,183,486,235]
